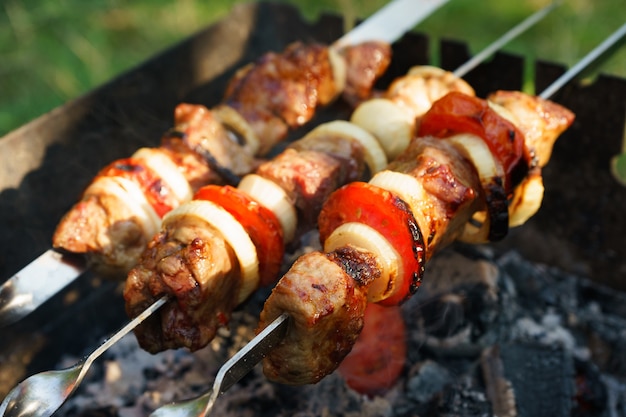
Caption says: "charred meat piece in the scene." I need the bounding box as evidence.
[341,41,392,105]
[386,136,483,255]
[224,41,392,154]
[53,104,253,276]
[258,249,377,385]
[124,214,241,353]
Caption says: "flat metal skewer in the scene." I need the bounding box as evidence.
[539,22,626,99]
[149,314,290,417]
[453,0,561,78]
[0,295,168,417]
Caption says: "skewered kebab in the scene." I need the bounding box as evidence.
[123,4,560,354]
[51,40,391,278]
[256,90,576,386]
[0,0,453,329]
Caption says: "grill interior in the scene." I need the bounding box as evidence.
[1,3,625,416]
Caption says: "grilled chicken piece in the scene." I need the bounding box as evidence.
[258,248,379,384]
[487,90,575,167]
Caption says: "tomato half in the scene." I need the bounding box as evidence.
[338,303,407,396]
[318,182,425,306]
[418,91,528,192]
[97,157,176,217]
[193,185,284,286]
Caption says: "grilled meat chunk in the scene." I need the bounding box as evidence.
[124,214,240,353]
[224,41,391,154]
[53,104,253,276]
[341,41,392,104]
[255,145,363,232]
[487,90,575,167]
[258,249,378,385]
[387,136,483,256]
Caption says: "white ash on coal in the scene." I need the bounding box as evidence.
[52,247,626,417]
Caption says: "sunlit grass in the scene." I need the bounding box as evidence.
[0,0,624,136]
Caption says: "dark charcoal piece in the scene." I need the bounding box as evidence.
[499,343,575,417]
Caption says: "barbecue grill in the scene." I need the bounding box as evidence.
[1,3,625,416]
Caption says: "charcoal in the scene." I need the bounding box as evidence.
[436,375,492,417]
[406,360,452,403]
[499,343,575,417]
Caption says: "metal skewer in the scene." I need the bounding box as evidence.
[149,314,289,417]
[0,4,561,417]
[150,19,626,417]
[539,22,626,99]
[0,295,168,417]
[452,0,561,78]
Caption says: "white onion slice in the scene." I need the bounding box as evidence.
[304,120,387,174]
[132,148,193,204]
[350,98,414,160]
[444,133,504,184]
[85,176,161,239]
[509,174,544,227]
[444,134,507,243]
[237,174,297,243]
[487,100,520,126]
[163,200,259,303]
[458,211,490,243]
[369,170,430,241]
[213,104,261,155]
[324,222,402,303]
[328,46,346,95]
[407,65,449,77]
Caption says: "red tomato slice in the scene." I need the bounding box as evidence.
[418,91,529,192]
[338,303,407,396]
[318,182,425,306]
[97,157,176,217]
[194,185,284,286]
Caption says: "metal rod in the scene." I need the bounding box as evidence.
[539,22,626,99]
[454,1,561,78]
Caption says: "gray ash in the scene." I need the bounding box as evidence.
[54,247,626,417]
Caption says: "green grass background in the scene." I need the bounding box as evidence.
[1,0,624,137]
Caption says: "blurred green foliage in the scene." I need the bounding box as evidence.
[0,0,624,136]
